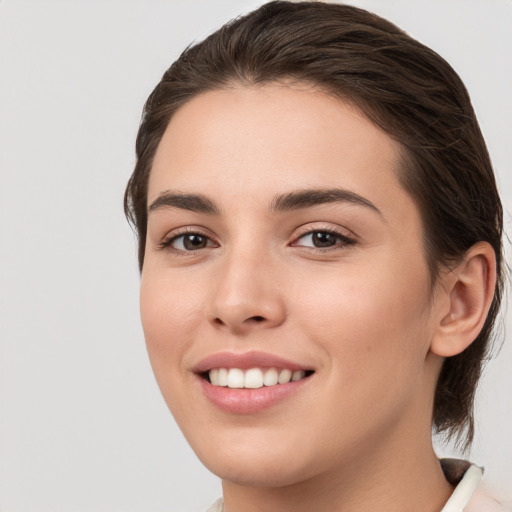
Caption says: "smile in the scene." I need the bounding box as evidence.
[194,352,315,413]
[208,367,310,388]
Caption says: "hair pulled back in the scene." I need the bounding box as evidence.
[125,1,504,447]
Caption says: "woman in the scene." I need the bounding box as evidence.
[124,2,506,510]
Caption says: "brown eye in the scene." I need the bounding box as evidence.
[311,232,338,247]
[294,230,355,249]
[163,232,214,251]
[182,234,208,250]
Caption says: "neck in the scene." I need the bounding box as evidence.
[222,437,453,512]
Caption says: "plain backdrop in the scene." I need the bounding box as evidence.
[0,1,510,511]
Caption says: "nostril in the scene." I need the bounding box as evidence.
[210,313,271,329]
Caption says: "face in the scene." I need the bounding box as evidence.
[141,83,443,487]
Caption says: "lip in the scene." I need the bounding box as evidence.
[193,351,310,373]
[193,351,314,414]
[198,376,311,414]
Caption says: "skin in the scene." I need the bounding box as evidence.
[140,83,494,512]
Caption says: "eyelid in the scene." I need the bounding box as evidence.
[290,224,357,249]
[158,226,219,252]
[157,223,356,253]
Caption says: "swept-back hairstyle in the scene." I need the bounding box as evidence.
[125,1,503,447]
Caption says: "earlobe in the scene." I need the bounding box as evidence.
[430,242,497,358]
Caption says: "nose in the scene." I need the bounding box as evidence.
[206,249,286,335]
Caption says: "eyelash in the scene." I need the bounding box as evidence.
[159,226,356,255]
[159,227,215,253]
[292,228,356,251]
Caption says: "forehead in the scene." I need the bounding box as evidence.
[149,83,413,220]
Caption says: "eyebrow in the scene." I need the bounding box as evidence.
[148,191,220,215]
[270,188,383,217]
[148,187,383,219]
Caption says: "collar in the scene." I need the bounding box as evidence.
[440,459,484,512]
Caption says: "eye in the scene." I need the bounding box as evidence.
[161,231,216,252]
[293,230,355,249]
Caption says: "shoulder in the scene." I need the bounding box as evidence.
[465,486,512,512]
[440,459,511,512]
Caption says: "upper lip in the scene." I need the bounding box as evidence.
[193,351,312,373]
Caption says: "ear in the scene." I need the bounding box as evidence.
[430,242,497,357]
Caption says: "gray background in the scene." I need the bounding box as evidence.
[0,1,510,511]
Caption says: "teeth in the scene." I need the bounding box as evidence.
[292,370,305,381]
[208,367,309,388]
[263,367,278,386]
[244,368,264,388]
[209,368,220,386]
[218,368,229,387]
[278,369,292,384]
[227,368,244,388]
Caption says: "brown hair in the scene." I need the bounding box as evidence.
[124,1,503,447]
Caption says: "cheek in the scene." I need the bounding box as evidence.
[295,256,433,382]
[139,270,203,374]
[293,266,435,457]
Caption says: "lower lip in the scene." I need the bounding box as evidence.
[198,376,311,414]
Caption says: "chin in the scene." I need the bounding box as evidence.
[203,452,316,488]
[184,423,330,488]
